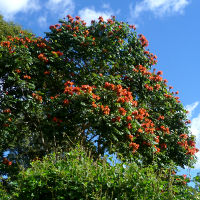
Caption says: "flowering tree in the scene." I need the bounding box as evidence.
[0,15,198,180]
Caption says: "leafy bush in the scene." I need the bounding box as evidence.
[3,146,198,200]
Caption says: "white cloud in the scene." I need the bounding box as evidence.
[0,0,40,20]
[132,0,189,18]
[78,7,113,25]
[45,0,75,18]
[38,16,47,28]
[102,3,110,9]
[186,101,199,119]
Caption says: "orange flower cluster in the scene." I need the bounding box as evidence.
[138,34,149,47]
[177,140,199,155]
[179,134,188,139]
[52,51,63,57]
[150,75,163,82]
[164,93,172,99]
[188,140,195,147]
[23,75,31,79]
[128,133,139,153]
[185,120,191,124]
[144,84,153,91]
[154,84,161,90]
[141,118,155,134]
[129,25,136,30]
[15,69,21,74]
[160,143,167,149]
[118,107,127,116]
[126,115,132,122]
[32,93,43,103]
[1,41,11,47]
[2,36,37,53]
[154,146,160,153]
[129,142,140,153]
[37,42,46,48]
[2,157,12,166]
[186,147,199,155]
[63,99,70,105]
[144,51,158,65]
[132,108,149,121]
[3,108,11,113]
[154,136,159,143]
[104,82,136,106]
[134,65,151,76]
[112,116,121,122]
[64,81,97,98]
[158,115,165,120]
[159,126,170,134]
[178,135,199,155]
[100,105,110,115]
[38,53,49,63]
[52,117,63,125]
[44,71,51,75]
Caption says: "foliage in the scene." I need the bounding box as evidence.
[0,15,199,199]
[0,15,197,172]
[0,15,29,41]
[1,147,199,200]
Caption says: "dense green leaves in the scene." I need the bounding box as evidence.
[2,147,199,200]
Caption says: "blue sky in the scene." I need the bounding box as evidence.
[1,0,200,183]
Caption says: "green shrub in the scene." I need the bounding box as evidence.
[5,146,199,200]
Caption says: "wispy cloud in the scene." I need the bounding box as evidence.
[45,0,75,19]
[78,7,114,25]
[38,16,47,28]
[131,0,190,18]
[186,101,199,119]
[0,0,40,20]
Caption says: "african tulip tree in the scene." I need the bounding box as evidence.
[0,15,198,178]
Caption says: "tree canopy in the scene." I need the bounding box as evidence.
[0,15,199,199]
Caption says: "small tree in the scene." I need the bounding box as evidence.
[0,15,29,41]
[0,15,198,182]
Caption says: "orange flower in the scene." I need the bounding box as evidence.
[129,142,139,153]
[44,71,50,75]
[157,71,163,75]
[158,115,165,120]
[101,105,110,115]
[92,102,97,108]
[137,128,143,133]
[127,123,132,129]
[112,116,121,122]
[126,116,132,122]
[118,107,126,116]
[15,69,21,73]
[63,99,70,105]
[160,143,167,149]
[128,134,134,141]
[154,136,159,143]
[23,75,31,79]
[155,146,160,153]
[138,34,149,47]
[3,109,11,113]
[38,53,44,59]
